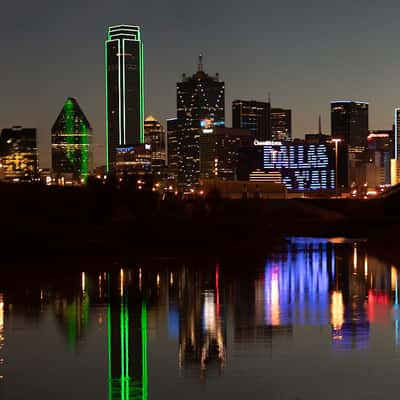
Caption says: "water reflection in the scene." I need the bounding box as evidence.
[178,266,226,380]
[107,270,148,400]
[0,294,4,380]
[3,239,400,399]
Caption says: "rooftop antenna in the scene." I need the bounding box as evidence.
[198,53,204,72]
[268,92,271,104]
[318,114,322,135]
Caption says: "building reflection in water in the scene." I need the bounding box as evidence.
[107,269,148,400]
[330,242,370,351]
[178,265,226,380]
[0,294,4,380]
[53,282,90,351]
[3,239,400,395]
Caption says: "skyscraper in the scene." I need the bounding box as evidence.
[166,118,178,181]
[176,55,225,188]
[51,98,93,183]
[331,101,369,147]
[331,101,369,189]
[105,25,144,170]
[0,126,38,181]
[232,100,270,141]
[144,115,166,179]
[271,108,292,141]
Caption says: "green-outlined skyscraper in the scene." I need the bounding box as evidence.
[51,98,93,183]
[105,25,145,171]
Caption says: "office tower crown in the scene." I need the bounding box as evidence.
[108,25,141,40]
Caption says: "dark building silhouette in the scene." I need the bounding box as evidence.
[232,100,270,141]
[0,126,38,181]
[237,146,264,181]
[271,108,292,141]
[105,25,144,170]
[199,127,252,180]
[166,118,179,181]
[176,55,225,188]
[51,98,93,183]
[331,101,369,188]
[331,101,369,147]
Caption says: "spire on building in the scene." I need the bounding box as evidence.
[318,114,322,135]
[198,53,203,72]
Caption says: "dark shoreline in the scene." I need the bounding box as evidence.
[1,182,399,271]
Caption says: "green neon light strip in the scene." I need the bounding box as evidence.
[67,301,77,351]
[124,297,129,399]
[141,301,148,400]
[120,295,125,399]
[118,40,122,145]
[105,41,109,171]
[81,122,89,181]
[64,99,75,170]
[122,39,126,145]
[140,42,145,144]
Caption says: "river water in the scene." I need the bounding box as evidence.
[1,238,399,399]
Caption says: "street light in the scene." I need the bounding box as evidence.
[331,138,342,198]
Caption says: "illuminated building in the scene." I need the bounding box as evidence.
[0,126,38,182]
[144,115,166,179]
[115,144,152,178]
[271,108,291,141]
[105,25,144,170]
[199,127,252,180]
[391,109,400,184]
[240,140,336,191]
[347,131,392,188]
[232,100,270,141]
[166,118,178,181]
[176,55,225,188]
[51,98,93,183]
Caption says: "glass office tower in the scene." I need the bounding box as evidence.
[232,100,270,141]
[176,55,225,188]
[105,25,144,170]
[271,108,292,141]
[331,101,369,147]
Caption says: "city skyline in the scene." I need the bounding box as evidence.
[2,0,400,168]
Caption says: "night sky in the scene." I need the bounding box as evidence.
[1,0,399,167]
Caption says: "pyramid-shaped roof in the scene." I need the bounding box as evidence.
[52,97,92,133]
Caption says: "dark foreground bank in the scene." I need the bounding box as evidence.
[0,183,399,267]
